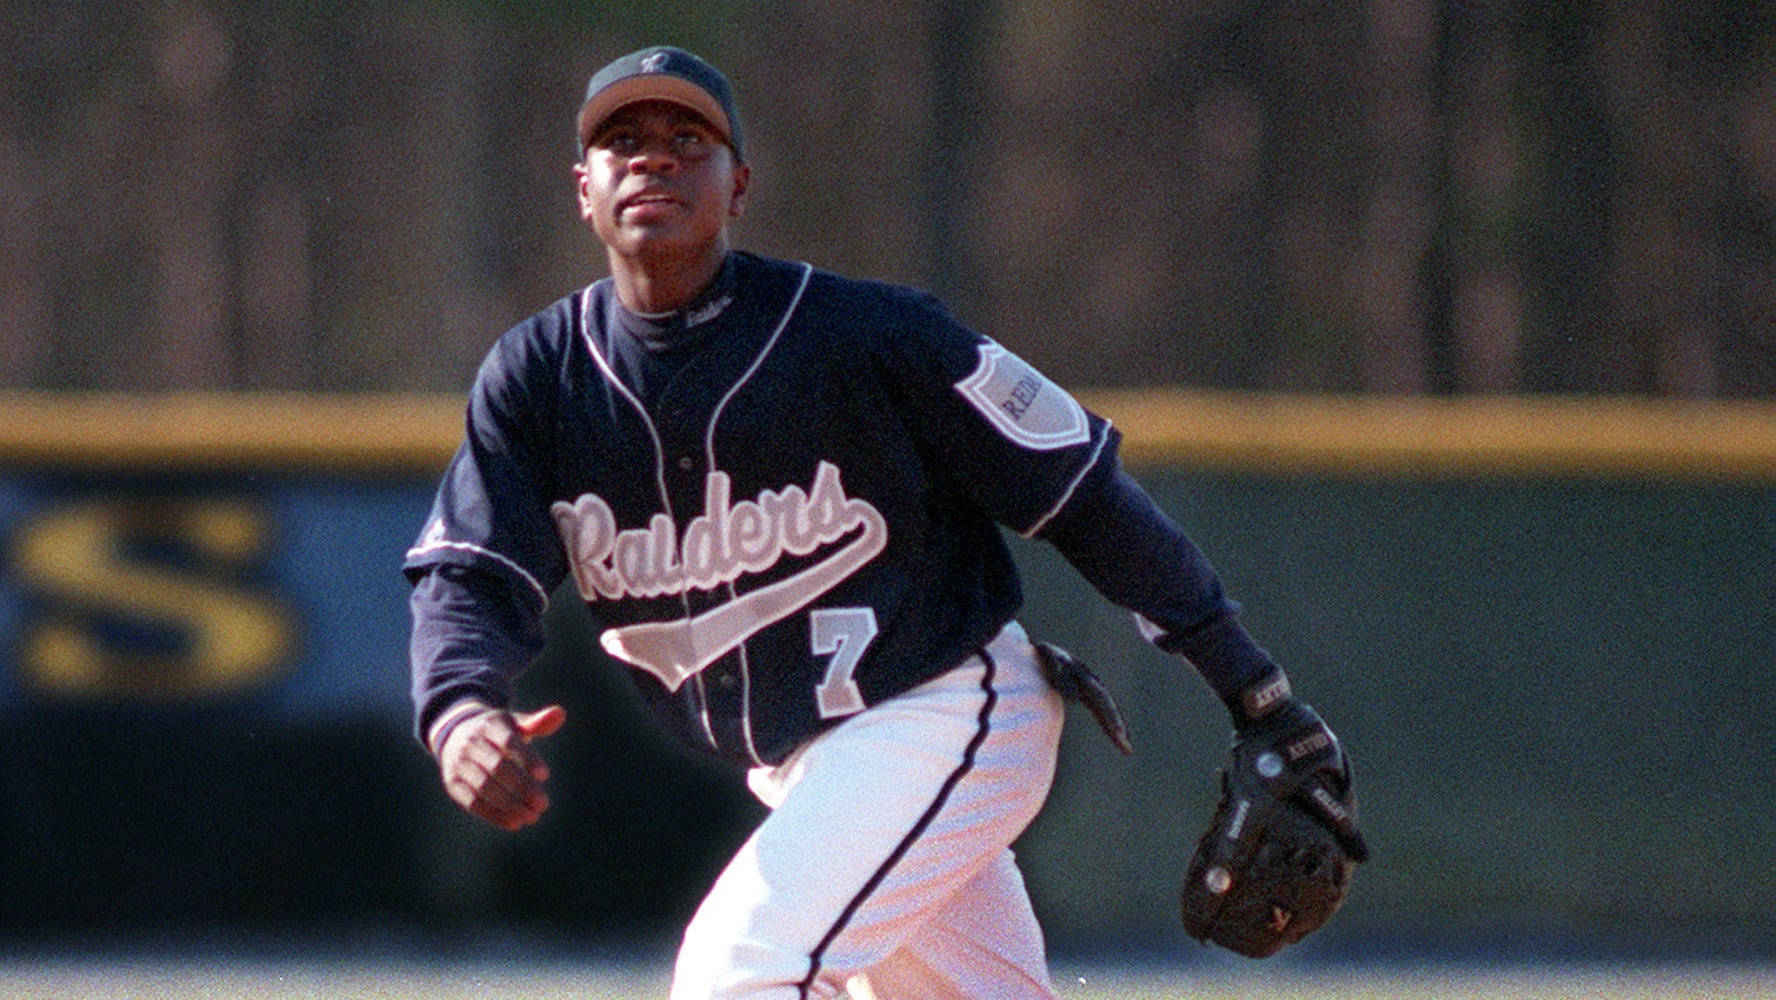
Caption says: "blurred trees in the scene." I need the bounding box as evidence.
[0,0,1770,395]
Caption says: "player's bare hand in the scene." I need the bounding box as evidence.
[437,705,567,831]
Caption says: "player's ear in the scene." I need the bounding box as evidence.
[728,162,751,219]
[572,158,596,220]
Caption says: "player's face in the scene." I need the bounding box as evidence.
[576,101,749,267]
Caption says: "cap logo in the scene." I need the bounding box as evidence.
[639,52,670,73]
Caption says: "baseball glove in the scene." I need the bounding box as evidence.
[1181,676,1367,958]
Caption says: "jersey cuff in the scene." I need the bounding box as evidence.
[426,698,498,757]
[1142,611,1280,710]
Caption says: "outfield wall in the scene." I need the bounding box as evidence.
[0,392,1770,954]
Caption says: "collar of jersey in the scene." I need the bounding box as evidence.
[611,253,738,353]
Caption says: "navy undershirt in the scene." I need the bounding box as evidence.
[599,254,738,411]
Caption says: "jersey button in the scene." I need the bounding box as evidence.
[716,671,737,689]
[677,456,695,471]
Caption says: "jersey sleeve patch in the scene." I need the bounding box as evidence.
[953,342,1092,451]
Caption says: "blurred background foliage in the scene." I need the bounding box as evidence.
[2,0,1772,397]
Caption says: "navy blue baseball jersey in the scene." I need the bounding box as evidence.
[407,251,1275,767]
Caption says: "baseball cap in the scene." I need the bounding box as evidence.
[576,46,745,161]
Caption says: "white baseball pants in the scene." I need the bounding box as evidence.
[670,621,1065,999]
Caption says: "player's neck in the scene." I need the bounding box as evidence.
[609,244,731,316]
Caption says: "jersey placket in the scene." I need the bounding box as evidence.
[658,421,753,761]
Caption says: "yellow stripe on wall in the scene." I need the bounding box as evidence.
[1,391,1773,480]
[1081,389,1776,479]
[0,393,465,475]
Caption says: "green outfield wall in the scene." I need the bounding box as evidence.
[0,392,1770,955]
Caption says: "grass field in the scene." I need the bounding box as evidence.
[3,960,1772,999]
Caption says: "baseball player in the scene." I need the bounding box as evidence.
[406,46,1364,999]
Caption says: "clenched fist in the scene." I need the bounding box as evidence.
[435,704,567,831]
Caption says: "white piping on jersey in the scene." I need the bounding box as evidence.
[577,283,719,749]
[1019,419,1113,539]
[407,537,551,608]
[708,261,814,767]
[705,263,813,437]
[574,286,679,567]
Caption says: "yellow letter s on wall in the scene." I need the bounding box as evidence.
[11,497,298,702]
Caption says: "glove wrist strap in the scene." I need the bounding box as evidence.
[1230,668,1293,728]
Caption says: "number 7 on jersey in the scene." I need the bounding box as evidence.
[811,607,877,718]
